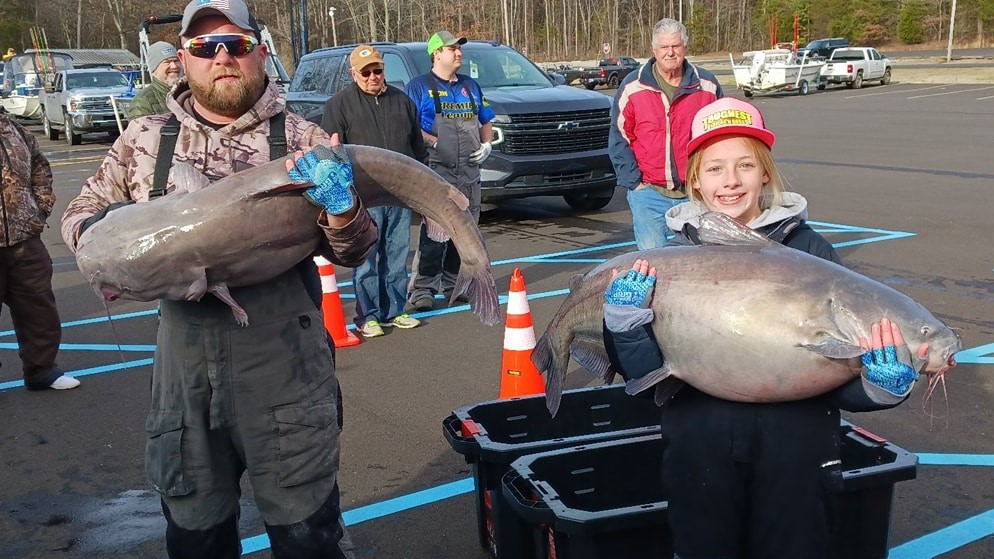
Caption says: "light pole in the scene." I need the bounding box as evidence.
[328,6,338,47]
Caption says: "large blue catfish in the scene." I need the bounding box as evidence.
[532,212,962,416]
[74,145,499,327]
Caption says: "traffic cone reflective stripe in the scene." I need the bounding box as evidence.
[499,268,545,399]
[314,256,360,348]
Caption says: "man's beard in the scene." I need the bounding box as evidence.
[162,72,182,88]
[187,66,266,118]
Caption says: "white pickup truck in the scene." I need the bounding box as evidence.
[819,47,891,89]
[39,68,133,145]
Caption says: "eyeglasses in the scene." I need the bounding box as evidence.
[183,34,259,59]
[358,67,384,78]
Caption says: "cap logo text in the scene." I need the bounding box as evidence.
[701,109,753,131]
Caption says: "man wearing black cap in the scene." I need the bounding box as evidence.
[61,0,374,557]
[405,30,495,311]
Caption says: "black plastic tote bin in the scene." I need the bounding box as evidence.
[442,385,661,557]
[502,421,917,559]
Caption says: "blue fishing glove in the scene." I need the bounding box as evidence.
[862,345,919,395]
[604,268,656,308]
[288,145,355,215]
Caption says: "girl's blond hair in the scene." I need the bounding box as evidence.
[685,136,786,209]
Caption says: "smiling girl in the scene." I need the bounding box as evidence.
[603,97,922,558]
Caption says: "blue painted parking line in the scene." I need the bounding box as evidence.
[0,343,156,352]
[241,477,474,555]
[0,358,153,391]
[955,342,994,364]
[889,508,994,559]
[918,454,994,466]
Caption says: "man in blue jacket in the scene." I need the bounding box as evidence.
[609,18,722,250]
[405,31,495,311]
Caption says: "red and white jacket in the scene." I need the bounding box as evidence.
[609,59,723,191]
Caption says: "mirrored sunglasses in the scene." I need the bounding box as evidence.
[183,34,259,59]
[358,67,384,78]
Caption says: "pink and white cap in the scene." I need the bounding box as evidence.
[687,97,776,155]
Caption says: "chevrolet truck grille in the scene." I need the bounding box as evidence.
[502,109,611,155]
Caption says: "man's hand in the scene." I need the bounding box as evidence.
[469,141,492,165]
[605,259,657,308]
[286,136,355,215]
[859,318,919,395]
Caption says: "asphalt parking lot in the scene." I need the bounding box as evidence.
[2,82,993,558]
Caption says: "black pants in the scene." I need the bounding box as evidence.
[410,221,462,296]
[661,388,842,559]
[0,236,62,388]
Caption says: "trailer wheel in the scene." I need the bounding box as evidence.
[585,82,597,90]
[744,89,753,98]
[799,80,810,95]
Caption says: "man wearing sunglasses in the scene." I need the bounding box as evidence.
[320,45,427,339]
[405,30,494,312]
[60,0,374,558]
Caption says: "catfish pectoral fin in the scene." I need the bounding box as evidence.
[802,340,865,359]
[209,283,249,327]
[625,364,675,396]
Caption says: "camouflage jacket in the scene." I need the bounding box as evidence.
[61,81,376,267]
[0,114,54,247]
[126,76,170,120]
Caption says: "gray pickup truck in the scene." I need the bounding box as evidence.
[40,68,133,145]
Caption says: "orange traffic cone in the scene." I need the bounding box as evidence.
[499,268,546,399]
[314,256,361,348]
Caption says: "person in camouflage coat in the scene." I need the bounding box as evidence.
[61,0,375,556]
[0,113,79,391]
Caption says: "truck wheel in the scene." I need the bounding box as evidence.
[607,74,620,89]
[881,68,891,85]
[852,71,863,89]
[64,112,82,146]
[817,80,826,90]
[564,192,613,211]
[798,80,810,95]
[585,82,597,90]
[744,89,753,98]
[43,111,59,140]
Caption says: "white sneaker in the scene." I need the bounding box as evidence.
[49,375,81,390]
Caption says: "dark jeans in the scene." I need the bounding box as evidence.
[0,236,62,388]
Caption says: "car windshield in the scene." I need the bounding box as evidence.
[411,44,553,89]
[67,72,129,89]
[806,40,827,49]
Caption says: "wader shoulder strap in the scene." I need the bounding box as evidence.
[267,111,287,159]
[427,74,478,117]
[149,112,288,198]
[149,115,180,199]
[427,74,443,115]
